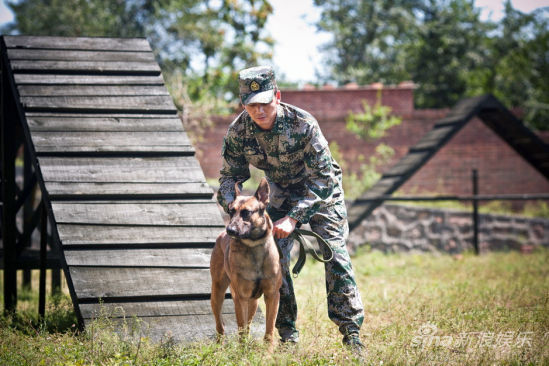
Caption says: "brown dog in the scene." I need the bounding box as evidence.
[210,177,282,348]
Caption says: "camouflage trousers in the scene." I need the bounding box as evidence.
[268,200,365,338]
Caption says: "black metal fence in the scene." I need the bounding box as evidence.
[353,169,549,254]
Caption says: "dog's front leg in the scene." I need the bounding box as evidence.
[263,290,280,348]
[232,293,250,339]
[210,241,230,341]
[247,298,259,328]
[211,276,229,339]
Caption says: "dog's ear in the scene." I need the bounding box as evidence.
[234,182,242,197]
[254,177,270,205]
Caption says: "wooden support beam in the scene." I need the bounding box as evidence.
[22,145,36,289]
[1,39,18,312]
[39,205,47,319]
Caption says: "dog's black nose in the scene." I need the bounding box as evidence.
[226,226,238,237]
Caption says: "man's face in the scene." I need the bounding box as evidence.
[243,90,281,130]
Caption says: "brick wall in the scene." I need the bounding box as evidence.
[193,85,549,198]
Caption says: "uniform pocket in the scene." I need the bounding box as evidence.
[244,147,265,168]
[279,150,303,165]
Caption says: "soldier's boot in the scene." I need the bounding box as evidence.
[279,327,299,344]
[343,332,365,361]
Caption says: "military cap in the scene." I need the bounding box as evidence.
[239,65,277,105]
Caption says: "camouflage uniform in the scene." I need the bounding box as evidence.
[217,66,364,342]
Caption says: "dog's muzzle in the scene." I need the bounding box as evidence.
[226,225,239,238]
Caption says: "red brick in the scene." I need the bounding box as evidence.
[193,87,549,199]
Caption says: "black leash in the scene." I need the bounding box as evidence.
[290,228,334,277]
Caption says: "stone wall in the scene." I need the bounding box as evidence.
[347,204,549,254]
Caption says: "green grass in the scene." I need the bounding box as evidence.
[1,249,548,365]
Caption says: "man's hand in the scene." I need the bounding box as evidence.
[272,216,298,239]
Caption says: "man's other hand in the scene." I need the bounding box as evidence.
[272,216,298,239]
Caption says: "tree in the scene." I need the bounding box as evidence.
[465,2,549,130]
[3,0,274,104]
[314,0,420,85]
[407,0,490,108]
[313,0,549,130]
[146,0,273,102]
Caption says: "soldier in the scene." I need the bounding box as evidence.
[217,65,365,351]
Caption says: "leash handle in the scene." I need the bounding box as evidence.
[291,228,334,277]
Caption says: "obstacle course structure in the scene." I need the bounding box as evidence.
[1,35,251,341]
[348,94,549,231]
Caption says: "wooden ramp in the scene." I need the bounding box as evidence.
[1,35,256,341]
[348,94,549,231]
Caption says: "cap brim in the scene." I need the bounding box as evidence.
[241,89,274,105]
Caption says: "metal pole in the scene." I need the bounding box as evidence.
[472,169,479,255]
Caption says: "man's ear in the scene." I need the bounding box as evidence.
[234,182,242,197]
[254,177,270,205]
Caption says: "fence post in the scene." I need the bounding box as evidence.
[472,169,479,255]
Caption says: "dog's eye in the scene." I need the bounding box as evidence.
[229,208,236,217]
[240,209,251,219]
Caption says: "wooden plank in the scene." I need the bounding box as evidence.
[19,85,170,97]
[382,151,431,177]
[20,96,176,113]
[27,116,183,132]
[14,74,165,85]
[359,176,401,198]
[57,225,222,246]
[53,198,215,204]
[39,156,206,183]
[31,131,193,154]
[45,182,213,198]
[80,299,233,319]
[81,313,266,342]
[63,248,212,267]
[69,267,212,298]
[52,202,223,226]
[10,60,160,74]
[409,125,457,151]
[4,36,151,52]
[8,49,156,62]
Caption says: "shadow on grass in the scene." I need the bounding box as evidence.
[0,291,78,335]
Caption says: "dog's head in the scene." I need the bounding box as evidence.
[226,177,271,246]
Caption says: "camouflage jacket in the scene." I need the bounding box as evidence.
[217,102,343,224]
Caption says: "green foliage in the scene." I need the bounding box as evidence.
[3,0,146,37]
[313,0,418,84]
[148,0,274,102]
[1,250,548,364]
[465,3,549,130]
[408,0,490,109]
[330,141,394,200]
[346,91,402,140]
[3,0,274,105]
[336,92,400,198]
[314,0,549,130]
